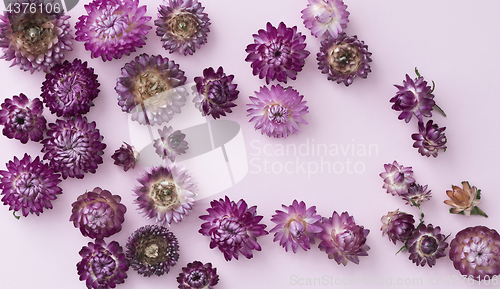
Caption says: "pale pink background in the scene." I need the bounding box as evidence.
[1,0,500,288]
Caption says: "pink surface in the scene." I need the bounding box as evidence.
[1,0,500,288]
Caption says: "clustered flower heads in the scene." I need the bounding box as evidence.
[177,261,219,289]
[153,126,188,162]
[444,181,487,218]
[301,0,350,38]
[111,142,139,172]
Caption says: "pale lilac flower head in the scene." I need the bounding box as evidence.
[153,126,188,162]
[301,0,350,38]
[379,161,415,196]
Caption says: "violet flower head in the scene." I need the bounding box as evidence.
[199,196,268,261]
[115,53,188,125]
[380,210,415,244]
[412,120,447,158]
[75,0,152,61]
[111,142,139,172]
[193,66,239,119]
[134,165,196,225]
[0,154,62,217]
[177,261,219,289]
[0,0,73,73]
[0,93,46,144]
[153,126,188,162]
[77,239,129,289]
[390,74,435,123]
[449,226,500,280]
[406,224,448,267]
[245,22,310,84]
[41,59,100,118]
[402,183,432,207]
[41,116,106,179]
[317,33,372,86]
[125,224,179,277]
[247,85,309,138]
[318,211,370,266]
[379,161,415,196]
[70,187,127,239]
[301,0,350,38]
[270,200,323,253]
[155,0,211,56]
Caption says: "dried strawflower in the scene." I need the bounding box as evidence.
[153,126,188,162]
[405,224,448,267]
[444,181,487,217]
[411,120,447,157]
[402,183,432,207]
[301,0,349,38]
[111,142,139,172]
[245,22,309,84]
[390,73,436,123]
[379,161,415,196]
[247,85,308,138]
[155,0,211,55]
[380,210,415,244]
[199,196,268,261]
[177,261,219,289]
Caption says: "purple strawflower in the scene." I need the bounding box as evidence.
[177,261,219,289]
[75,0,152,61]
[412,120,447,157]
[402,183,432,206]
[70,187,127,239]
[153,126,188,162]
[199,196,268,261]
[134,165,195,225]
[379,161,415,196]
[247,85,309,138]
[406,224,448,267]
[301,0,350,38]
[270,200,323,253]
[449,226,500,280]
[77,239,129,289]
[115,53,188,125]
[318,211,370,265]
[391,73,435,123]
[0,154,62,217]
[0,93,46,144]
[125,224,179,277]
[111,142,139,172]
[0,0,73,73]
[317,33,372,86]
[41,116,106,179]
[380,210,415,244]
[193,66,239,119]
[41,59,100,118]
[155,0,211,56]
[245,22,310,84]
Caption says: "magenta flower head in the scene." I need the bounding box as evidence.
[177,261,219,289]
[0,0,73,73]
[379,161,415,196]
[41,116,106,179]
[247,85,308,138]
[193,66,239,119]
[0,93,46,144]
[406,224,448,267]
[155,0,211,56]
[412,120,447,157]
[153,126,188,162]
[245,22,310,84]
[41,59,100,118]
[449,226,500,280]
[115,53,188,125]
[270,200,323,253]
[126,224,179,277]
[75,0,152,61]
[77,239,129,289]
[301,0,350,38]
[111,142,139,172]
[70,187,127,239]
[318,211,370,265]
[199,196,268,261]
[317,33,372,86]
[380,210,415,244]
[402,183,432,207]
[134,165,196,225]
[390,74,435,123]
[0,154,62,217]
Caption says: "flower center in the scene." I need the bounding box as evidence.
[10,109,33,130]
[217,218,247,245]
[12,14,56,55]
[15,173,42,198]
[467,239,496,267]
[328,43,361,74]
[85,201,113,230]
[134,70,171,103]
[151,180,179,208]
[169,12,199,39]
[186,270,208,288]
[94,10,128,38]
[91,253,116,279]
[418,235,438,256]
[268,104,289,124]
[288,219,306,239]
[314,6,333,24]
[145,243,159,259]
[56,72,87,105]
[136,237,172,265]
[265,42,291,66]
[57,129,89,162]
[204,80,229,105]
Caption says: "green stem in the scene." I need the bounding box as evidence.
[396,245,407,255]
[13,211,20,220]
[414,67,421,78]
[433,104,447,117]
[470,206,488,218]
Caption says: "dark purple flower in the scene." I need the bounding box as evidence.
[245,22,310,84]
[412,120,447,157]
[0,93,46,144]
[70,187,127,239]
[111,142,139,172]
[41,116,106,179]
[0,0,73,73]
[41,59,100,118]
[406,224,448,267]
[155,0,211,56]
[380,210,415,244]
[177,261,219,289]
[301,0,350,38]
[125,224,179,277]
[402,183,432,206]
[379,161,415,196]
[390,74,435,123]
[153,126,188,162]
[193,66,239,119]
[0,154,62,217]
[317,33,372,86]
[77,239,129,289]
[270,200,323,253]
[75,0,152,61]
[199,196,268,261]
[449,226,500,280]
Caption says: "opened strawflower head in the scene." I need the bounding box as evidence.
[444,181,487,218]
[379,160,415,196]
[405,223,448,268]
[412,120,447,158]
[301,0,350,38]
[177,261,219,289]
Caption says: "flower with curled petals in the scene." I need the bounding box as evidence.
[402,183,432,207]
[270,200,323,253]
[301,0,350,38]
[380,210,415,244]
[444,181,487,217]
[111,142,139,172]
[411,120,447,157]
[405,223,448,267]
[153,126,188,162]
[177,261,219,289]
[390,73,436,123]
[379,161,415,196]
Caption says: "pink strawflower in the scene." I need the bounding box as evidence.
[301,0,350,38]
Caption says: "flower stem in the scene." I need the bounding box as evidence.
[470,206,488,218]
[433,104,446,117]
[414,67,421,78]
[395,245,407,255]
[13,211,20,220]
